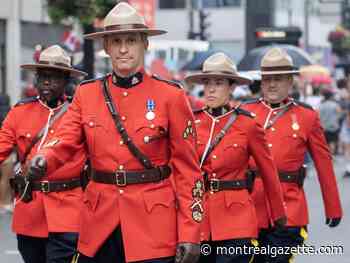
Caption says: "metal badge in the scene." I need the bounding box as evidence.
[146,99,156,120]
[292,122,300,130]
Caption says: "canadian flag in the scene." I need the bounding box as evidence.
[61,30,81,52]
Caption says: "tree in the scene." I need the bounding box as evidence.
[46,0,118,78]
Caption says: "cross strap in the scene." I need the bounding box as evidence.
[101,77,154,169]
[265,102,294,129]
[200,111,238,166]
[20,101,70,164]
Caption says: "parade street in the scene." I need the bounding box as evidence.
[0,155,349,263]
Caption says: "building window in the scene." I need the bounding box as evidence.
[192,0,241,8]
[159,0,185,9]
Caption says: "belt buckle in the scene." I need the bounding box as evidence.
[115,170,127,187]
[209,178,220,193]
[40,180,50,193]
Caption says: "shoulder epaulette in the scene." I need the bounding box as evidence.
[294,100,314,110]
[152,75,183,89]
[240,98,261,105]
[235,107,256,118]
[14,96,39,107]
[80,75,107,86]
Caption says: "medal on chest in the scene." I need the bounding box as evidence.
[145,99,156,120]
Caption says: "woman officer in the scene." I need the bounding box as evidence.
[185,53,286,263]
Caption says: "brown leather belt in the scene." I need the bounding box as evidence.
[91,165,171,186]
[11,177,82,194]
[205,178,249,193]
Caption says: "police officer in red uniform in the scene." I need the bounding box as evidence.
[28,3,203,263]
[185,53,286,263]
[0,45,87,263]
[242,48,343,262]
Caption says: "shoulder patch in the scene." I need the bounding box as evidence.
[80,75,107,86]
[152,75,183,89]
[14,96,39,107]
[235,107,255,118]
[240,98,261,105]
[294,100,314,111]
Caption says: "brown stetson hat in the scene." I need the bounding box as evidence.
[84,2,166,39]
[185,52,252,85]
[21,45,87,77]
[260,47,300,75]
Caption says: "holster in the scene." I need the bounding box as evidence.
[246,170,257,193]
[296,165,307,187]
[80,160,91,191]
[10,170,33,203]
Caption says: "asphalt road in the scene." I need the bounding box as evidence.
[0,156,349,263]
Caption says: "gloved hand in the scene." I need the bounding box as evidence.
[326,217,341,228]
[175,242,200,263]
[274,216,287,231]
[27,155,47,180]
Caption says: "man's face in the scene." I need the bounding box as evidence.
[36,68,68,103]
[203,77,233,108]
[261,74,293,104]
[104,33,148,77]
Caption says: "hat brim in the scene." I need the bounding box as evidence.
[185,72,252,86]
[21,64,88,78]
[261,70,300,75]
[84,28,167,39]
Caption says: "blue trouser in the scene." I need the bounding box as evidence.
[253,227,306,263]
[75,226,174,263]
[17,232,78,263]
[199,238,255,263]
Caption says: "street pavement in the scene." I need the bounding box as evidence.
[0,156,349,263]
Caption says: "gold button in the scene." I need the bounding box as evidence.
[271,127,275,131]
[195,119,201,124]
[123,91,128,97]
[212,173,216,177]
[119,189,124,194]
[144,136,150,143]
[215,119,220,123]
[119,140,124,145]
[233,143,238,147]
[197,140,201,144]
[119,165,124,170]
[50,129,54,134]
[89,121,94,127]
[121,116,126,121]
[150,124,155,129]
[212,155,217,159]
[273,111,278,115]
[268,143,272,148]
[26,133,31,138]
[293,134,297,138]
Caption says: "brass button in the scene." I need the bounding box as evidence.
[119,189,124,194]
[271,127,275,131]
[123,91,128,97]
[150,124,155,129]
[119,165,124,170]
[233,143,238,147]
[119,140,124,145]
[215,119,220,123]
[144,136,150,143]
[273,111,278,115]
[268,143,273,148]
[121,116,126,121]
[26,133,31,138]
[293,134,297,138]
[89,121,94,127]
[212,155,217,159]
[50,129,54,134]
[212,173,217,177]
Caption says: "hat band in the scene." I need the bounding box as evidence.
[104,24,149,31]
[39,60,71,68]
[261,66,296,72]
[202,70,236,75]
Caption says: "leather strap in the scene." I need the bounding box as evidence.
[20,101,70,164]
[91,165,171,186]
[12,177,81,193]
[101,77,154,169]
[200,110,238,166]
[265,102,294,129]
[251,167,306,186]
[205,178,249,192]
